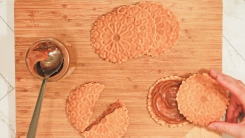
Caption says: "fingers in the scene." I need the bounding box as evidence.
[232,106,243,123]
[234,106,244,123]
[225,95,243,123]
[210,70,245,107]
[208,122,245,138]
[225,96,237,123]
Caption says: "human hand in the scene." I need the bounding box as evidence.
[207,70,245,138]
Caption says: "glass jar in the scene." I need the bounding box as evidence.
[25,38,76,81]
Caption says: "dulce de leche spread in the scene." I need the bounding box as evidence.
[151,80,186,124]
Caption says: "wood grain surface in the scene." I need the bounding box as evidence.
[15,0,222,137]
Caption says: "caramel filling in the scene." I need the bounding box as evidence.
[151,80,186,124]
[28,50,49,72]
[85,100,123,131]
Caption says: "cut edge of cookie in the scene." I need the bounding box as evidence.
[82,100,129,137]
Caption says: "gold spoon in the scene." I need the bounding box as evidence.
[27,45,63,138]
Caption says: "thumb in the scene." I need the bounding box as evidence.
[208,122,243,137]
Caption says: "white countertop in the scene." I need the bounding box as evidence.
[0,0,244,137]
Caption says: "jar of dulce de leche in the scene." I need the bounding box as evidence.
[25,38,77,81]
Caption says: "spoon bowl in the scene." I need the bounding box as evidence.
[40,46,63,77]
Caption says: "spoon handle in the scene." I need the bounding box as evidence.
[27,78,48,138]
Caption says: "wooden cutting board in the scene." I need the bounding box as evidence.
[15,0,222,137]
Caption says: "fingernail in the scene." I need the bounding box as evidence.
[208,124,217,130]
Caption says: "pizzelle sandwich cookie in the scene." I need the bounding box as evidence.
[148,76,189,128]
[176,73,229,126]
[66,83,129,138]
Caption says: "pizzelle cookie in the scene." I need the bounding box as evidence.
[91,11,140,63]
[137,1,181,56]
[176,73,229,126]
[66,82,105,132]
[66,83,129,137]
[82,100,129,138]
[116,5,156,56]
[148,76,189,128]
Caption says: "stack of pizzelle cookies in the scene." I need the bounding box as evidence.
[148,73,229,127]
[66,82,129,138]
[91,1,180,63]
